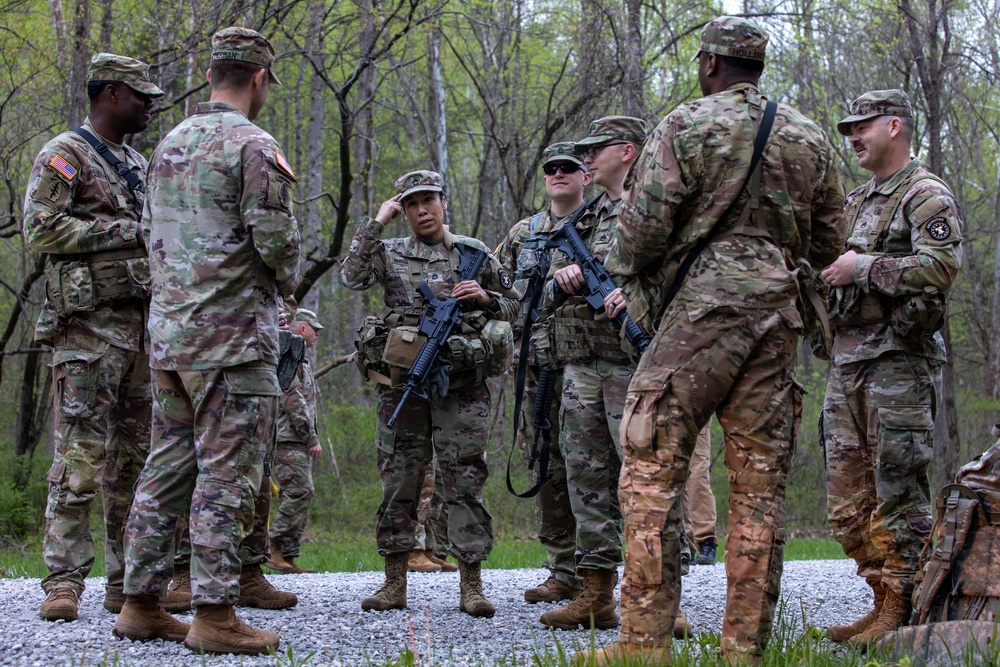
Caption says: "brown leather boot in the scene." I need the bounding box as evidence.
[848,586,911,646]
[113,594,191,643]
[408,549,442,573]
[458,560,495,617]
[827,580,886,642]
[184,604,279,655]
[103,586,126,613]
[265,542,295,573]
[572,641,671,666]
[524,575,580,603]
[429,553,459,572]
[284,556,315,574]
[362,552,408,611]
[40,587,79,621]
[675,608,695,638]
[237,565,298,609]
[161,567,192,612]
[540,568,618,630]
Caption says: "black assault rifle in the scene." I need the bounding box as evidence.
[386,243,488,428]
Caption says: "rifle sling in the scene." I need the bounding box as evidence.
[73,127,146,194]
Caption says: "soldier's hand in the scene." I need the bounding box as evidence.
[453,279,490,306]
[554,264,585,295]
[821,250,858,287]
[374,194,403,225]
[308,443,322,459]
[604,287,626,319]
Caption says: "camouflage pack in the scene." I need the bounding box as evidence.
[912,424,1000,624]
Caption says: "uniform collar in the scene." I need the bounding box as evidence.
[194,101,245,117]
[867,158,920,197]
[83,116,124,151]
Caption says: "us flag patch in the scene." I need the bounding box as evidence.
[49,155,77,181]
[274,150,295,178]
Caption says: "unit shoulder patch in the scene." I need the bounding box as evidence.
[926,218,952,241]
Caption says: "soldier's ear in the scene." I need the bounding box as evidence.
[440,195,448,211]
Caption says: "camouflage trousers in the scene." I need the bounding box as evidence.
[123,363,278,606]
[270,441,315,559]
[374,382,493,562]
[822,351,936,598]
[516,367,576,586]
[619,304,801,658]
[42,327,151,596]
[561,359,630,571]
[685,426,717,546]
[414,458,449,557]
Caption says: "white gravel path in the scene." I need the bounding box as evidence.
[0,560,869,666]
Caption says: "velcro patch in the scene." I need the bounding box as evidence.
[926,218,952,241]
[49,155,78,182]
[498,267,513,290]
[274,150,295,179]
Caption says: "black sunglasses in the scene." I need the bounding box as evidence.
[542,162,583,176]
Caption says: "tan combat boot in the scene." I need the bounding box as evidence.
[539,568,618,630]
[458,560,496,617]
[265,542,295,573]
[408,549,443,573]
[161,567,192,612]
[429,553,459,572]
[184,604,279,655]
[103,586,126,613]
[284,556,315,574]
[361,552,408,611]
[112,594,191,642]
[524,575,580,603]
[237,564,298,609]
[848,586,911,646]
[40,587,79,621]
[827,580,886,642]
[572,641,671,666]
[675,607,695,638]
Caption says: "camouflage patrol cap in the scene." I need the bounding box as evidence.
[691,16,769,62]
[88,53,164,97]
[837,89,913,136]
[293,308,323,330]
[574,116,648,150]
[394,170,444,201]
[211,27,281,85]
[542,142,586,169]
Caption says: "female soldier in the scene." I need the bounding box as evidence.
[341,170,517,617]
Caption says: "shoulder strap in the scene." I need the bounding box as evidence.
[529,212,546,233]
[659,98,778,312]
[73,127,146,194]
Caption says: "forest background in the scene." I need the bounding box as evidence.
[0,0,998,568]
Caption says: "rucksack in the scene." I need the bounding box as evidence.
[912,424,1000,624]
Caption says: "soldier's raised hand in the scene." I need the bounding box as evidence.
[375,194,403,225]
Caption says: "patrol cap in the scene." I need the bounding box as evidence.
[542,142,586,169]
[691,16,769,63]
[837,89,913,136]
[88,53,164,98]
[211,27,281,85]
[293,308,323,330]
[574,116,648,150]
[394,170,444,201]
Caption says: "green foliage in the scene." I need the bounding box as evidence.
[0,448,48,542]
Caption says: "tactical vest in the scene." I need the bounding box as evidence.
[829,169,949,341]
[45,247,150,316]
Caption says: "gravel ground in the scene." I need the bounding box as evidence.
[0,559,869,666]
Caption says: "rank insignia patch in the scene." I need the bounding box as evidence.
[49,155,78,181]
[927,218,951,241]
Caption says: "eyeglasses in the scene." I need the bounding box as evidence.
[542,162,583,176]
[581,142,628,159]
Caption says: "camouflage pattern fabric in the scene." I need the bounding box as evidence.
[824,159,962,599]
[124,364,279,605]
[685,426,716,545]
[145,101,301,371]
[23,117,152,597]
[611,83,846,659]
[496,212,576,586]
[823,352,936,598]
[270,359,319,558]
[413,458,449,556]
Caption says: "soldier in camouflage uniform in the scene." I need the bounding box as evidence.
[115,28,300,656]
[821,90,963,646]
[579,17,846,664]
[267,308,323,574]
[342,170,518,618]
[527,119,646,632]
[23,53,163,623]
[496,142,591,603]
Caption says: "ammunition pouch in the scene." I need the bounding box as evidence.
[828,285,890,329]
[890,286,946,344]
[552,301,630,364]
[44,248,149,315]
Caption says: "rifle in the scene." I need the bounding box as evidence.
[386,243,488,428]
[546,221,652,356]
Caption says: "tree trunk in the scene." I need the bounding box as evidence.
[98,0,112,51]
[67,0,91,127]
[428,22,450,226]
[622,0,644,118]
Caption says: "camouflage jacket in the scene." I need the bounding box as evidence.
[22,117,148,351]
[496,209,566,331]
[830,159,963,366]
[276,357,319,447]
[145,101,301,370]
